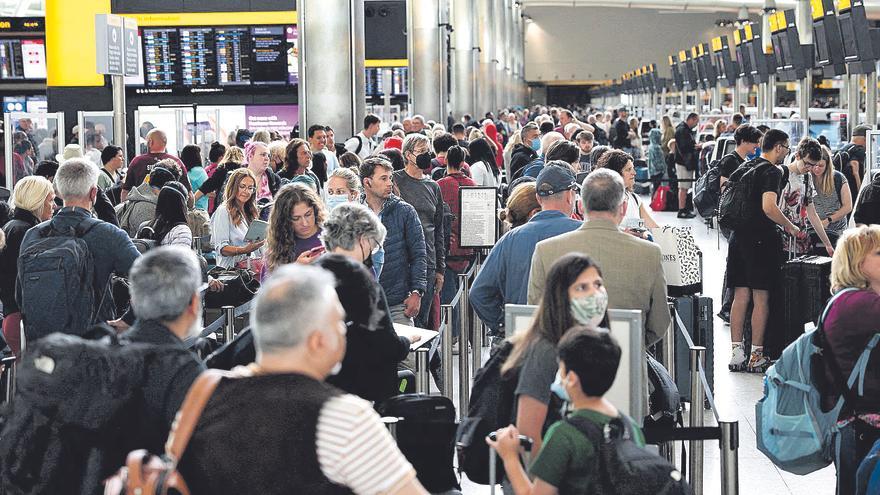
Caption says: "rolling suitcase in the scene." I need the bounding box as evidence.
[376,394,460,493]
[487,432,533,494]
[766,254,832,360]
[672,295,714,404]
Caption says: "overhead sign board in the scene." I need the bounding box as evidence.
[123,17,139,77]
[96,14,139,76]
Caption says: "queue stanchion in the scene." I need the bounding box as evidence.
[415,348,430,394]
[688,346,706,495]
[222,305,235,344]
[656,323,676,463]
[458,273,472,416]
[720,420,740,495]
[2,356,16,403]
[441,304,455,400]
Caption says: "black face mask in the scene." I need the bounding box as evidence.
[416,151,434,170]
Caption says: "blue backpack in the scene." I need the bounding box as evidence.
[857,439,880,495]
[756,288,880,475]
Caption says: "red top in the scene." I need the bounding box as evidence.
[123,152,190,191]
[437,172,477,272]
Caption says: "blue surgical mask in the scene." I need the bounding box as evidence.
[570,290,608,329]
[530,138,541,151]
[551,371,570,402]
[325,194,349,211]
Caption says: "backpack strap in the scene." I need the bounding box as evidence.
[564,412,633,444]
[164,369,227,466]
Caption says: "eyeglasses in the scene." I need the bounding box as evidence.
[803,159,819,168]
[238,184,256,192]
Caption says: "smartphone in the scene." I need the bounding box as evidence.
[308,246,326,255]
[244,220,269,242]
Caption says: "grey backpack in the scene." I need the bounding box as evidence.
[18,217,104,341]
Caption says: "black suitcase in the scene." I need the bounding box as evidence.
[672,296,714,404]
[376,394,460,492]
[766,255,831,359]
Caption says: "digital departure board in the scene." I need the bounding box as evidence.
[132,25,296,93]
[0,37,45,80]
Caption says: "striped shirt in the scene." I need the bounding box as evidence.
[316,394,416,494]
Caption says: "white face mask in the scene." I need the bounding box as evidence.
[325,194,349,211]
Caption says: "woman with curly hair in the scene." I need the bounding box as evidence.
[210,167,263,268]
[264,183,327,273]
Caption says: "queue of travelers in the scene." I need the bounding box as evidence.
[0,104,879,494]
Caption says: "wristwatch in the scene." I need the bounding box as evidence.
[408,289,424,298]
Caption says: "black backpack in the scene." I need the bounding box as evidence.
[455,341,518,484]
[566,414,692,495]
[832,143,855,174]
[718,160,774,231]
[17,217,106,341]
[0,329,196,495]
[692,156,725,218]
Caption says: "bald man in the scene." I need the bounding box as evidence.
[121,128,190,202]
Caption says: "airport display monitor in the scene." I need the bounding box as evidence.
[365,67,409,98]
[129,24,297,94]
[811,0,846,76]
[734,28,755,86]
[836,0,879,74]
[669,55,684,90]
[712,36,738,88]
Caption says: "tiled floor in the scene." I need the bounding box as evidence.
[451,201,837,495]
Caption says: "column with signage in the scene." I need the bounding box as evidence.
[450,0,474,119]
[476,0,495,117]
[96,14,138,156]
[299,0,365,139]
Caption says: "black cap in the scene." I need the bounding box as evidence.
[536,165,577,197]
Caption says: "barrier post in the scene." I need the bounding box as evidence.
[656,325,676,463]
[458,274,471,416]
[720,420,740,495]
[2,357,16,403]
[222,305,235,343]
[415,348,430,394]
[689,346,706,495]
[442,304,455,400]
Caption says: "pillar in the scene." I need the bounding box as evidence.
[298,0,365,139]
[493,0,506,114]
[796,0,813,124]
[408,0,448,122]
[476,0,496,118]
[503,0,514,109]
[451,0,475,120]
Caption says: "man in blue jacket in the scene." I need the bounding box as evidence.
[360,157,428,326]
[470,163,582,334]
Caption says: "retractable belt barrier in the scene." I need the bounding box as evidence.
[186,298,255,349]
[649,309,739,495]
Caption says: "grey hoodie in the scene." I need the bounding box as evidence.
[115,182,157,236]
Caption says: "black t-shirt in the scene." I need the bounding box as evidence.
[718,152,746,179]
[749,158,784,234]
[844,144,866,199]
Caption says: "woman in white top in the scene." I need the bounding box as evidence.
[596,148,659,230]
[467,137,499,188]
[211,167,265,268]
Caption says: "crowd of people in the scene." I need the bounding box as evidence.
[0,102,879,494]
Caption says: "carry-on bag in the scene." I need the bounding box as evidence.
[672,296,714,403]
[654,226,702,296]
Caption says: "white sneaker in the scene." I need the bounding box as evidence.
[728,344,746,372]
[747,349,769,373]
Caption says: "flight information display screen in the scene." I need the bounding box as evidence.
[0,37,45,80]
[134,25,296,93]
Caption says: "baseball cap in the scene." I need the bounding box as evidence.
[852,124,872,138]
[536,164,577,197]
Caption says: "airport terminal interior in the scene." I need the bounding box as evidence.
[5,0,880,494]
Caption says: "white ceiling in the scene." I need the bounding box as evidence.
[521,0,880,16]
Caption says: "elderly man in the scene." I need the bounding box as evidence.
[178,264,428,495]
[122,246,206,454]
[528,168,670,346]
[121,128,189,202]
[393,133,446,329]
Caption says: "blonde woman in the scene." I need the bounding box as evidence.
[210,167,263,268]
[820,226,880,494]
[499,182,540,233]
[660,115,675,156]
[1,175,55,356]
[808,146,852,253]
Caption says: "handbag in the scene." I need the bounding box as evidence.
[650,186,670,212]
[103,370,225,495]
[205,267,260,308]
[653,226,702,296]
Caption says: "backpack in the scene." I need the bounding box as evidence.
[856,439,880,495]
[17,217,105,341]
[645,354,682,429]
[455,341,518,485]
[116,198,153,237]
[0,329,196,495]
[832,143,855,174]
[717,160,775,231]
[565,414,692,495]
[693,156,725,218]
[756,288,879,475]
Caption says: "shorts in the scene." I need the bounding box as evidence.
[726,229,783,290]
[675,164,695,185]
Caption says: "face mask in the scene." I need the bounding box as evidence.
[416,151,434,170]
[325,193,348,211]
[530,138,541,151]
[570,289,608,329]
[551,371,570,402]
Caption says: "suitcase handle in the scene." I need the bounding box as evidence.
[487,432,534,451]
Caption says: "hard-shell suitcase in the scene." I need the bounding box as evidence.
[377,394,460,492]
[766,255,832,360]
[672,295,714,404]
